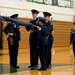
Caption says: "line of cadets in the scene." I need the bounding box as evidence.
[26,9,53,70]
[3,9,53,70]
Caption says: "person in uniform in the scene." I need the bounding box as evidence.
[37,17,48,70]
[70,22,75,63]
[3,14,20,68]
[25,9,39,68]
[43,12,53,68]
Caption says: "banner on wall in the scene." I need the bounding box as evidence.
[52,0,58,5]
[58,0,70,7]
[44,0,52,4]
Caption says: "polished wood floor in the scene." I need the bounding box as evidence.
[0,47,75,75]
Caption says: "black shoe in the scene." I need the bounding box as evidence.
[28,66,34,68]
[47,65,52,69]
[37,68,46,71]
[15,66,20,68]
[10,66,20,69]
[28,65,38,68]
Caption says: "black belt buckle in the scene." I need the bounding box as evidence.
[42,37,48,39]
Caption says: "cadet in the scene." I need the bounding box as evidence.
[37,17,48,70]
[43,12,53,68]
[25,9,39,68]
[70,22,75,63]
[3,14,20,68]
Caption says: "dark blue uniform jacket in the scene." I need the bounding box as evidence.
[46,21,53,42]
[3,22,20,42]
[26,18,38,40]
[37,25,48,46]
[70,29,75,44]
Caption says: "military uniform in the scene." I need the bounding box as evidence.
[46,21,53,67]
[37,17,48,70]
[25,9,39,67]
[3,14,20,68]
[70,29,75,59]
[43,12,53,68]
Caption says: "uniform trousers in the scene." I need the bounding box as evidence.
[38,45,48,69]
[73,43,75,58]
[29,40,38,66]
[47,34,53,67]
[8,40,19,66]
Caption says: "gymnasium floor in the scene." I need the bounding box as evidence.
[0,47,75,75]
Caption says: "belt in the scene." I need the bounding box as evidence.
[42,36,48,39]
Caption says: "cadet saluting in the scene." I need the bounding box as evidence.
[43,12,53,68]
[25,9,39,68]
[70,22,75,63]
[3,14,20,68]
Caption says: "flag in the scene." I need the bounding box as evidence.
[0,16,6,20]
[1,16,33,27]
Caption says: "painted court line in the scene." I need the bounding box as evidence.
[2,64,74,75]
